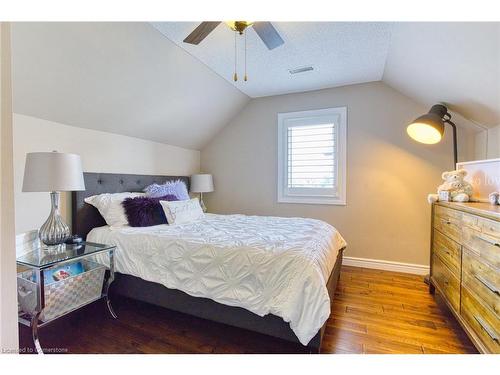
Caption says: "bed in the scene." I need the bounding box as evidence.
[72,172,346,353]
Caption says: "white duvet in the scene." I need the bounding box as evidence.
[88,213,346,345]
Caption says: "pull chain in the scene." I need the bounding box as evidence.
[233,31,238,82]
[244,31,248,82]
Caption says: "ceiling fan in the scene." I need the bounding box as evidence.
[183,21,285,50]
[183,21,284,82]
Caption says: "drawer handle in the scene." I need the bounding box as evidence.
[474,316,499,342]
[474,274,500,296]
[477,233,500,247]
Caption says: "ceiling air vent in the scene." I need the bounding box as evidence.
[289,66,314,75]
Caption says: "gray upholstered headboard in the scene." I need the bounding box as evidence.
[72,172,190,239]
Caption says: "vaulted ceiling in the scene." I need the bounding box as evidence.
[152,22,393,98]
[11,22,500,151]
[383,22,500,128]
[11,22,249,150]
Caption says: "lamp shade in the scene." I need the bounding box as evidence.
[22,151,85,192]
[190,174,214,193]
[406,104,448,145]
[406,113,445,144]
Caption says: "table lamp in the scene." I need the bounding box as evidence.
[190,174,214,212]
[22,151,85,247]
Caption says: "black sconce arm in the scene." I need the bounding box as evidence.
[444,118,458,168]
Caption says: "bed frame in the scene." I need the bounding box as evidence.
[72,172,344,353]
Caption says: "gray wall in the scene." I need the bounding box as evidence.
[201,82,475,266]
[475,125,500,159]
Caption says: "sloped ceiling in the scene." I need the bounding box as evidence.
[154,22,499,130]
[383,22,500,128]
[11,22,249,150]
[152,22,393,98]
[11,22,500,151]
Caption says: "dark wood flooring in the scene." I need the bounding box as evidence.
[19,266,477,354]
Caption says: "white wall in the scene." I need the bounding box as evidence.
[475,125,500,159]
[0,22,19,353]
[201,82,475,267]
[383,22,500,127]
[13,114,200,234]
[11,22,250,150]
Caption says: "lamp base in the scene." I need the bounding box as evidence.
[39,191,70,246]
[199,193,207,213]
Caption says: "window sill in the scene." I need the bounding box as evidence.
[277,197,346,205]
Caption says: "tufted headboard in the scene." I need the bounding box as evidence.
[72,172,190,239]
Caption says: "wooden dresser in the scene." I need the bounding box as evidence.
[431,201,500,353]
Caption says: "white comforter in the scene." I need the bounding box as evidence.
[88,213,346,345]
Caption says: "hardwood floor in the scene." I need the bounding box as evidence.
[19,266,477,354]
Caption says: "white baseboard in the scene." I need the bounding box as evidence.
[343,256,429,275]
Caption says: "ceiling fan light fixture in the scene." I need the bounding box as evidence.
[225,21,254,34]
[183,21,284,82]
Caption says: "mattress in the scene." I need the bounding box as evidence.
[88,213,346,345]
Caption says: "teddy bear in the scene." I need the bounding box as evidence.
[427,169,474,204]
[489,192,500,205]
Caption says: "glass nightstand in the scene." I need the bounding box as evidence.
[17,242,117,354]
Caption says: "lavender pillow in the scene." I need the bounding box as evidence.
[144,179,190,200]
[122,195,178,227]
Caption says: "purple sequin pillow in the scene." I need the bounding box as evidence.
[122,195,178,227]
[144,179,190,200]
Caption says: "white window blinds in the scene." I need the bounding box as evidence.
[278,107,347,205]
[287,123,335,189]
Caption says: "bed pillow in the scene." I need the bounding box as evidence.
[84,192,144,227]
[160,198,204,225]
[144,179,190,200]
[122,195,178,227]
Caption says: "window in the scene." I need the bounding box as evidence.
[277,107,347,205]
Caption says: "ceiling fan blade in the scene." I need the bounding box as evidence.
[183,22,221,45]
[253,22,284,50]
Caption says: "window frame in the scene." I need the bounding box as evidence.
[277,107,347,205]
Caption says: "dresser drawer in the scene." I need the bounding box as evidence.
[461,286,500,353]
[478,216,500,241]
[463,227,500,269]
[462,249,500,318]
[462,212,481,231]
[435,204,463,221]
[431,254,460,312]
[433,229,461,276]
[434,205,462,243]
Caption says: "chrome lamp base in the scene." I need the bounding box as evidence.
[199,192,207,213]
[39,191,70,248]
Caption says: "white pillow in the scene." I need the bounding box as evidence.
[84,192,144,227]
[160,198,204,225]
